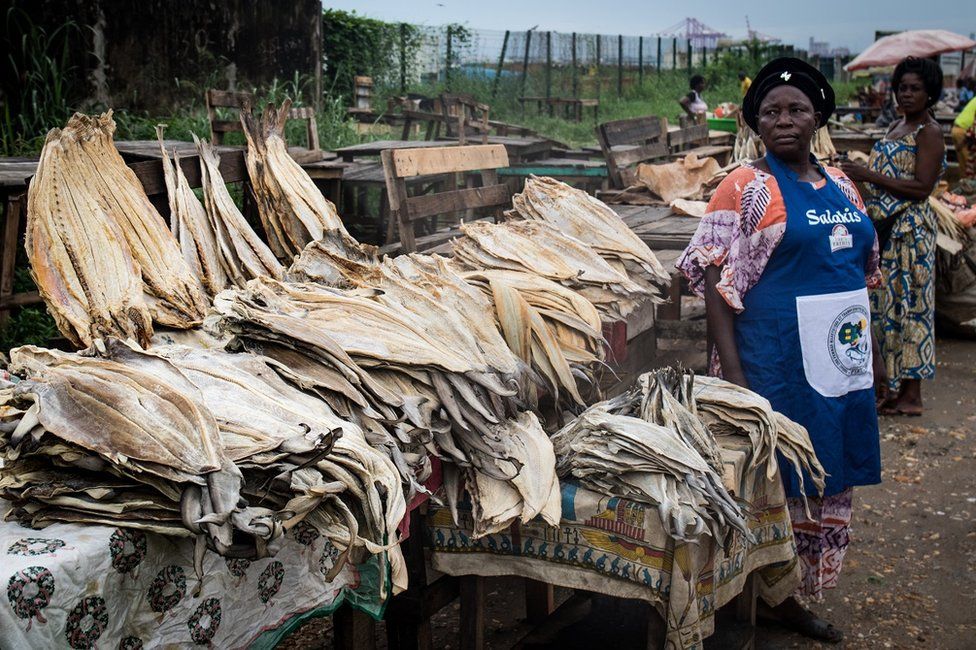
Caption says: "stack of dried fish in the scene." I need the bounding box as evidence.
[25,111,207,347]
[551,405,750,543]
[0,339,409,590]
[452,220,650,320]
[607,368,725,475]
[196,135,285,285]
[158,128,228,297]
[692,376,826,498]
[461,269,604,405]
[510,176,670,299]
[241,100,368,262]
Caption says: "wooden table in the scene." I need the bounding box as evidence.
[829,131,880,155]
[338,137,552,164]
[834,105,883,121]
[519,96,600,123]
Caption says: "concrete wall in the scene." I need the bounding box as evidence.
[6,0,322,111]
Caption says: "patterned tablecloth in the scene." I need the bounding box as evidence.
[427,439,802,649]
[0,510,390,649]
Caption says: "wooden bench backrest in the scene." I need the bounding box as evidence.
[595,115,669,188]
[205,89,320,151]
[440,94,490,145]
[669,113,709,152]
[382,144,510,253]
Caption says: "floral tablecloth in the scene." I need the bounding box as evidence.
[0,509,389,649]
[427,439,802,649]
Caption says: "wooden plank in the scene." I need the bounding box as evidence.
[668,124,709,148]
[128,148,247,196]
[392,145,509,178]
[459,575,485,650]
[404,183,510,221]
[206,89,254,108]
[0,195,24,322]
[599,116,666,146]
[612,141,670,168]
[0,290,42,309]
[210,119,243,134]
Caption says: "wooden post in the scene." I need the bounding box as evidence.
[672,37,677,70]
[638,36,644,85]
[545,31,552,103]
[520,29,533,115]
[571,32,578,98]
[596,34,602,100]
[617,34,623,97]
[459,576,485,650]
[525,579,555,625]
[445,25,453,89]
[400,23,408,93]
[333,606,377,650]
[657,36,662,73]
[492,30,510,99]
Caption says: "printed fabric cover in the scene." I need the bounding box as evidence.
[428,438,802,650]
[0,507,389,649]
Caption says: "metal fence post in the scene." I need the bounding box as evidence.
[672,37,677,70]
[687,40,692,74]
[492,30,510,99]
[399,23,407,93]
[571,32,578,98]
[445,25,453,88]
[520,29,532,115]
[546,31,552,101]
[596,34,602,100]
[657,36,662,73]
[617,34,623,97]
[638,36,644,85]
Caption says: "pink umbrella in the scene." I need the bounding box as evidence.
[845,30,976,71]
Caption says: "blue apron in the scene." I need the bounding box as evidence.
[735,153,881,497]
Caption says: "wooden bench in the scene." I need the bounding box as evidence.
[669,114,732,165]
[205,89,324,163]
[440,93,491,145]
[382,144,511,253]
[595,115,670,190]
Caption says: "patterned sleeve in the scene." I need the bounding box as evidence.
[830,168,881,288]
[676,168,752,311]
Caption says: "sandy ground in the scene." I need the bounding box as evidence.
[282,336,976,649]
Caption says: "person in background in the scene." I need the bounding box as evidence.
[841,56,946,416]
[953,95,976,178]
[678,57,882,644]
[958,78,975,106]
[679,75,707,116]
[739,70,753,97]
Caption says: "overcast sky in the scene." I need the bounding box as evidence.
[322,1,974,52]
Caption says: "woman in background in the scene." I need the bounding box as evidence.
[679,75,707,117]
[842,56,946,415]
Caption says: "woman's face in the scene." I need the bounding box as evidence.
[895,72,928,114]
[756,85,820,160]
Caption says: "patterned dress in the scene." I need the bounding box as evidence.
[864,124,944,390]
[677,163,880,601]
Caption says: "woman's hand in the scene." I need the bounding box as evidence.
[872,335,889,406]
[840,160,871,183]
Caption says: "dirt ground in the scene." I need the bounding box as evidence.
[283,335,976,649]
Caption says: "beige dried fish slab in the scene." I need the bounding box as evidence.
[26,116,153,347]
[195,135,284,284]
[10,345,225,477]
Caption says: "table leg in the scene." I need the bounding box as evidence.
[386,514,433,650]
[0,195,24,323]
[459,575,484,650]
[524,579,554,625]
[333,605,376,650]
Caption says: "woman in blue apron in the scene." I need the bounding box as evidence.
[678,58,883,644]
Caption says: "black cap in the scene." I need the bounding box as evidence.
[742,57,835,132]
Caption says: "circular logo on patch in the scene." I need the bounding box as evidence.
[827,305,871,375]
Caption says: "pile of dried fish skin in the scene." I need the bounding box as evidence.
[452,220,650,320]
[551,406,750,543]
[607,368,725,476]
[25,111,207,346]
[241,100,366,262]
[211,277,524,482]
[1,344,249,556]
[511,176,670,298]
[692,376,826,498]
[453,411,561,538]
[461,269,604,406]
[195,135,285,286]
[158,128,228,297]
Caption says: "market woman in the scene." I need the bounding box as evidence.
[841,56,945,416]
[677,58,882,643]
